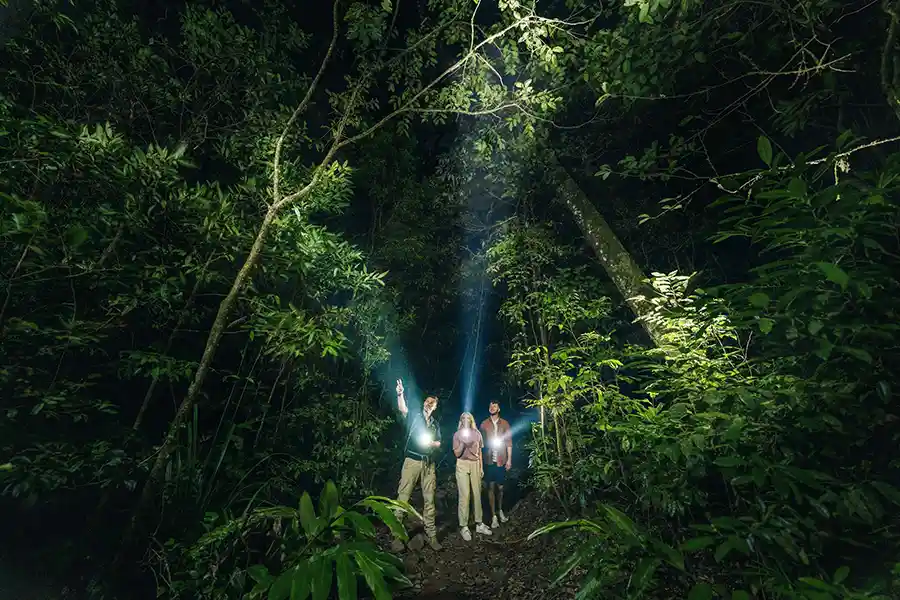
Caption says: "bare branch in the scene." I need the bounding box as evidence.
[272,0,341,205]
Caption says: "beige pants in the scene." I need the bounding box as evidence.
[455,459,483,528]
[395,457,437,538]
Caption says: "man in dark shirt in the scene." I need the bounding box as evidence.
[391,378,443,551]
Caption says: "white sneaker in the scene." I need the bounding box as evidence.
[491,515,499,528]
[461,527,472,541]
[475,523,492,536]
[499,510,509,523]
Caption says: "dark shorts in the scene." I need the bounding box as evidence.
[485,464,506,485]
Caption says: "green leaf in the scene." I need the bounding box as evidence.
[748,292,769,308]
[840,347,872,364]
[688,582,714,600]
[290,565,311,600]
[299,492,317,536]
[833,566,849,585]
[680,536,716,552]
[808,319,824,335]
[248,565,271,584]
[629,558,659,592]
[361,498,407,541]
[355,553,391,600]
[877,381,891,401]
[787,177,807,197]
[652,540,685,571]
[714,456,744,468]
[732,592,750,600]
[815,262,849,289]
[694,52,707,63]
[757,136,773,166]
[527,519,604,540]
[337,509,376,538]
[758,318,774,334]
[335,554,357,600]
[310,557,334,600]
[602,505,639,540]
[319,481,339,521]
[269,567,294,600]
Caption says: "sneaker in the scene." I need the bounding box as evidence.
[491,515,499,528]
[428,537,443,551]
[475,523,492,536]
[390,538,405,553]
[461,527,472,541]
[499,510,509,523]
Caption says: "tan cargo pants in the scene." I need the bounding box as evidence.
[395,457,437,538]
[455,458,483,528]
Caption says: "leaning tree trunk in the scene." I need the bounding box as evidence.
[552,156,664,346]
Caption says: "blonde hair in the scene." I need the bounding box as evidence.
[457,411,475,430]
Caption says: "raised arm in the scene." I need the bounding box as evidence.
[396,378,408,417]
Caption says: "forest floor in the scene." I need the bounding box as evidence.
[379,484,580,600]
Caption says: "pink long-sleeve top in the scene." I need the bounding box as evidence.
[453,428,483,461]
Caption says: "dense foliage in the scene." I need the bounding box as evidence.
[1,0,899,599]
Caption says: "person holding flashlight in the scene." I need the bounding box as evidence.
[453,412,492,541]
[392,378,443,552]
[480,401,512,529]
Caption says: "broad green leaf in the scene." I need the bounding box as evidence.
[310,557,334,600]
[748,292,769,308]
[337,509,376,538]
[758,318,774,334]
[652,540,685,571]
[680,536,716,552]
[688,582,714,600]
[714,456,744,468]
[877,381,891,401]
[601,504,638,539]
[319,480,339,521]
[361,498,407,541]
[335,554,357,600]
[269,567,294,600]
[299,492,317,536]
[808,319,823,335]
[248,565,271,584]
[291,565,311,600]
[757,136,773,166]
[629,558,659,592]
[815,262,849,289]
[355,552,391,600]
[833,566,849,584]
[840,347,872,363]
[787,177,807,197]
[527,519,604,540]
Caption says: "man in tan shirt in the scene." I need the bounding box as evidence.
[480,401,512,528]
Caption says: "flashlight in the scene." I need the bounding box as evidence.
[490,437,503,449]
[417,431,433,448]
[462,430,470,440]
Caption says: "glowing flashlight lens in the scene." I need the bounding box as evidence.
[462,430,470,440]
[491,437,502,449]
[418,432,433,447]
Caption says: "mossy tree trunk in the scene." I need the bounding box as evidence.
[553,157,664,347]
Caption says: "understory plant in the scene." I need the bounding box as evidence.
[522,142,900,599]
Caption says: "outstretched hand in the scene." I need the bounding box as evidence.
[396,378,404,396]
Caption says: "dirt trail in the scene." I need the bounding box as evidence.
[382,494,578,600]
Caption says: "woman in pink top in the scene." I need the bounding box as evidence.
[453,412,493,541]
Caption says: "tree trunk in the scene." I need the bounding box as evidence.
[553,157,664,346]
[123,208,277,546]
